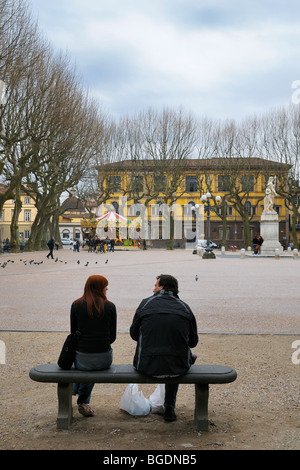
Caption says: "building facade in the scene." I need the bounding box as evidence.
[58,194,88,243]
[0,184,37,246]
[97,158,292,249]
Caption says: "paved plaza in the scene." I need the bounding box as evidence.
[0,247,299,334]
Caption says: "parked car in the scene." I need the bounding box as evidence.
[61,238,73,245]
[197,239,218,249]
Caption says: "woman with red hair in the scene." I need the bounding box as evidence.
[71,275,117,417]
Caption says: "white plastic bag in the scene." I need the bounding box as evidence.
[120,383,151,416]
[149,384,165,414]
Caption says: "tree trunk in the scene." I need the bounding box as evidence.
[10,189,22,252]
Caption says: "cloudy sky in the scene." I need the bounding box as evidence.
[29,0,300,122]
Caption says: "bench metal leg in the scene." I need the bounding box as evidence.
[194,383,209,431]
[57,383,73,430]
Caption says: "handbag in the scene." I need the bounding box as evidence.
[120,383,151,416]
[57,331,81,369]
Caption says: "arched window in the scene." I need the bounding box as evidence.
[112,201,119,213]
[245,201,252,216]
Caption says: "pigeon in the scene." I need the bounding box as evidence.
[195,275,198,281]
[55,258,58,262]
[85,262,89,266]
[105,259,108,264]
[77,260,80,264]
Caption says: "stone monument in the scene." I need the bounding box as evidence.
[260,176,283,255]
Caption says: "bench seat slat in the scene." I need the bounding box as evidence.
[29,363,237,384]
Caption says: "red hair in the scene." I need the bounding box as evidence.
[78,275,108,317]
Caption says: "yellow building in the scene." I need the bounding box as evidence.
[59,194,88,243]
[97,157,291,249]
[0,184,37,247]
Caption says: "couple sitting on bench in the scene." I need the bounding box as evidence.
[71,273,198,423]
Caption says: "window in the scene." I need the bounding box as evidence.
[151,204,160,216]
[245,201,252,216]
[185,176,197,192]
[241,175,254,192]
[221,204,233,216]
[24,197,31,204]
[184,201,196,216]
[154,175,166,192]
[24,210,31,222]
[109,176,121,192]
[218,175,231,191]
[24,230,30,239]
[132,175,144,193]
[112,201,119,213]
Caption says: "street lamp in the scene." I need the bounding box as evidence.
[200,192,221,255]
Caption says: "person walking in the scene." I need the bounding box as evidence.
[46,237,55,259]
[71,275,117,417]
[130,274,198,422]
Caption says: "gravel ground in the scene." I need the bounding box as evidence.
[0,248,299,452]
[0,331,299,451]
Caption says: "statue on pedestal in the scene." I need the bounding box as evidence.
[263,176,277,213]
[260,175,282,254]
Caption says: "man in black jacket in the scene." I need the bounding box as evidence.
[130,274,198,422]
[46,237,55,259]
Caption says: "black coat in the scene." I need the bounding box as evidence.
[130,290,198,377]
[47,238,54,249]
[71,299,117,353]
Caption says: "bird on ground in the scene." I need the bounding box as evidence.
[195,275,198,281]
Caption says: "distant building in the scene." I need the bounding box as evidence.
[59,193,88,243]
[96,157,292,248]
[0,184,37,244]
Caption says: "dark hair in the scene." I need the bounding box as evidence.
[157,274,179,295]
[77,275,108,317]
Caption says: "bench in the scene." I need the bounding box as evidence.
[29,363,237,431]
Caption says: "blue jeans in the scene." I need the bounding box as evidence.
[164,383,179,409]
[72,349,113,404]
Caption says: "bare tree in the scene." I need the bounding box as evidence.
[23,52,103,250]
[129,106,198,248]
[205,119,263,247]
